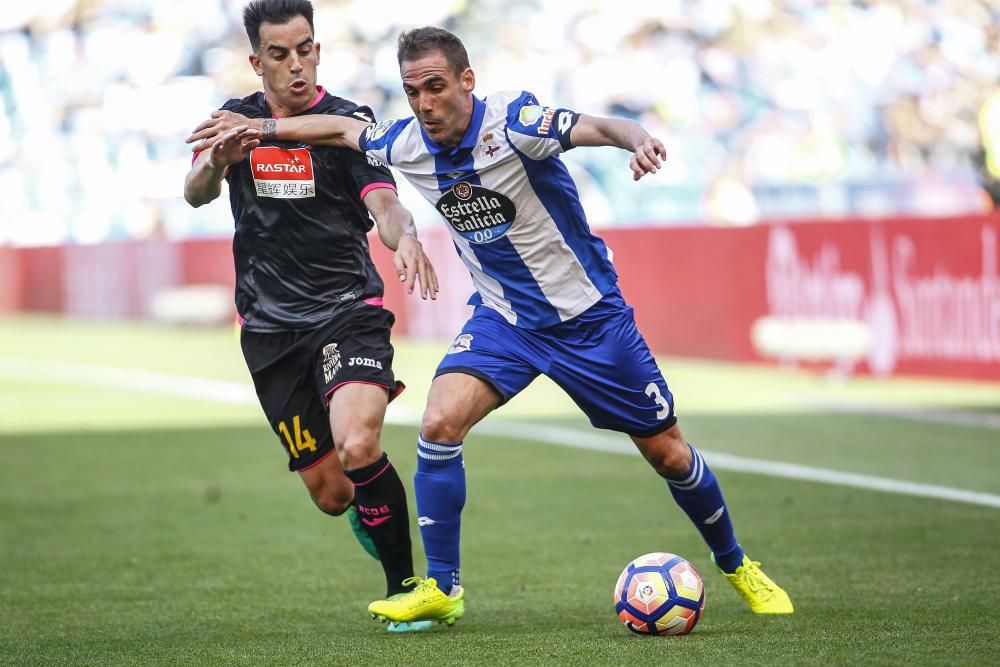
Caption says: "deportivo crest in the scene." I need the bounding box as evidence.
[435,182,516,245]
[479,132,501,159]
[447,334,473,354]
[250,147,315,199]
[322,343,341,383]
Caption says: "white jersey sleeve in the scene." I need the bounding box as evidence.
[504,91,581,161]
[358,117,418,166]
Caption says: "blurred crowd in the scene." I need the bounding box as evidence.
[0,0,998,245]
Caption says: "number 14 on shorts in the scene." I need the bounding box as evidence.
[278,415,318,459]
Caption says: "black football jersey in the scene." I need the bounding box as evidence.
[221,89,395,332]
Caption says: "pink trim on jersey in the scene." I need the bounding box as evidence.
[352,460,391,487]
[359,182,397,201]
[363,297,384,307]
[266,85,326,117]
[324,380,406,402]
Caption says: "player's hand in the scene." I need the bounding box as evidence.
[187,111,259,152]
[207,125,259,169]
[394,235,439,300]
[629,137,667,181]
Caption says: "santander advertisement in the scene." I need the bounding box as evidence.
[606,216,1000,380]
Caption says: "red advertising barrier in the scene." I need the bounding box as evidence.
[604,215,1000,380]
[5,213,999,380]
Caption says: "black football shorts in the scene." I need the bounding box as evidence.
[241,303,404,472]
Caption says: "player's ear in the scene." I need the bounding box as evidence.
[460,67,475,94]
[249,51,264,77]
[314,42,321,65]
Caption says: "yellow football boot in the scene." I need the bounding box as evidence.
[368,577,465,626]
[719,555,794,614]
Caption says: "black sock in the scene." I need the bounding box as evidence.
[344,453,415,596]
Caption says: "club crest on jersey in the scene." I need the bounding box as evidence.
[479,132,501,159]
[447,334,473,354]
[250,147,315,198]
[322,343,341,383]
[435,182,516,245]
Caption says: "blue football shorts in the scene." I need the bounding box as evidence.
[435,287,676,437]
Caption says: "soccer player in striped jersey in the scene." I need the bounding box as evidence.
[188,26,794,625]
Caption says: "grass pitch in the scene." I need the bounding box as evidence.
[1,316,999,665]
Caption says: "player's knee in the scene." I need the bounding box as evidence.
[420,404,464,443]
[336,434,383,471]
[658,444,692,477]
[644,430,692,477]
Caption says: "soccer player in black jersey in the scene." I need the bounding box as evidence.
[183,0,438,631]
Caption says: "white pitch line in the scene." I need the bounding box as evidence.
[805,398,1000,430]
[456,419,1000,509]
[0,358,259,406]
[4,358,1000,509]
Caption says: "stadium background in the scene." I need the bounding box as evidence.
[2,1,1000,664]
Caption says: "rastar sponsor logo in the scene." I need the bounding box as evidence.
[250,146,315,198]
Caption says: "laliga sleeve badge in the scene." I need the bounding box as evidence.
[518,105,543,126]
[365,119,395,142]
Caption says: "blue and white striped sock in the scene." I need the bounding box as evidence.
[664,443,743,573]
[414,435,466,594]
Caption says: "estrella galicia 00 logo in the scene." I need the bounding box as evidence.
[435,182,516,244]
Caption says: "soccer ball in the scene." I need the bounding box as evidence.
[613,552,705,636]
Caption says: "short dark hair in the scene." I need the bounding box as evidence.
[397,27,470,74]
[242,0,314,52]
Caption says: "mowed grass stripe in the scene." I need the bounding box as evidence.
[1,424,998,665]
[5,357,999,509]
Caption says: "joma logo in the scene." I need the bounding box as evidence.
[349,357,383,369]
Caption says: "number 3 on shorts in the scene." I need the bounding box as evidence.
[644,382,670,420]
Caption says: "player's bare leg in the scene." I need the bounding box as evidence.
[421,372,500,443]
[298,448,354,516]
[325,383,420,593]
[632,424,793,614]
[368,372,499,626]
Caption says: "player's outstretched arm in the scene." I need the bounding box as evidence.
[568,115,667,181]
[186,110,367,153]
[184,125,259,207]
[363,188,439,300]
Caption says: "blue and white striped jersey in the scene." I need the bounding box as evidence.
[359,91,619,329]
